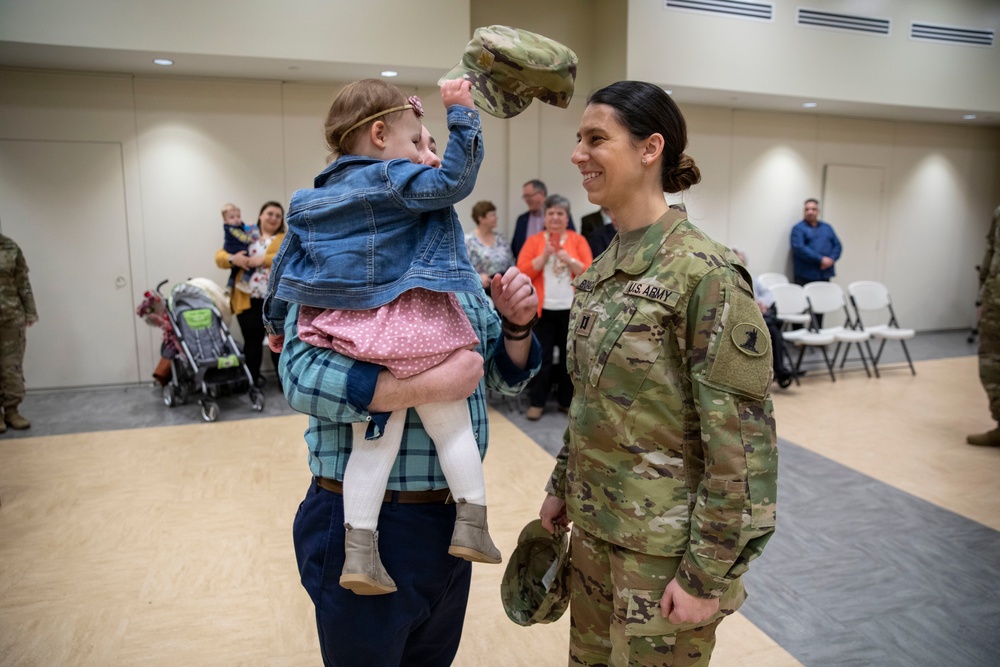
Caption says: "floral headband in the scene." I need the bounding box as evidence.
[339,96,425,146]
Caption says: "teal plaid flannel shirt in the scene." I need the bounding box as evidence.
[280,294,541,490]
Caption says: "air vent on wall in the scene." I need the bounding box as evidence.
[797,8,890,36]
[664,0,773,22]
[911,22,994,47]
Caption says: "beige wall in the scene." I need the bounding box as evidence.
[627,0,1000,114]
[677,104,1000,330]
[2,67,995,358]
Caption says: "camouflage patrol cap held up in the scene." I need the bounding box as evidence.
[438,25,578,119]
[500,519,571,626]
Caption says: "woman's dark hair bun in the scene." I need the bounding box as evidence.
[663,153,701,193]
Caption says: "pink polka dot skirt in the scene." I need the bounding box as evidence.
[297,289,480,379]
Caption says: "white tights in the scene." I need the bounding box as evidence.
[343,399,485,531]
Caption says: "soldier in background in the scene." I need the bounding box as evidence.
[0,234,37,433]
[968,205,1000,446]
[540,81,777,666]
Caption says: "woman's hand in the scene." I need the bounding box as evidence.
[230,251,251,269]
[490,267,536,327]
[479,272,491,288]
[441,79,474,110]
[246,254,266,268]
[539,494,568,534]
[659,579,720,625]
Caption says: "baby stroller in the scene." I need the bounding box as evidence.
[159,279,265,421]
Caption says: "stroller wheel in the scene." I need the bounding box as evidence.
[163,384,177,408]
[200,399,220,422]
[250,389,265,412]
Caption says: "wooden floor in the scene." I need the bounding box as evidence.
[0,354,995,666]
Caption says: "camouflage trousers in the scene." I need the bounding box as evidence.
[0,326,26,408]
[980,292,1000,422]
[568,526,745,667]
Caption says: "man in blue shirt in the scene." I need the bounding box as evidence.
[790,198,842,285]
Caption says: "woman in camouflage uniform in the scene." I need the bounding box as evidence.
[539,81,778,666]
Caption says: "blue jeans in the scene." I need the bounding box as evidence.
[293,480,472,666]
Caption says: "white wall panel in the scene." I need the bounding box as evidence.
[132,77,285,314]
[729,111,820,277]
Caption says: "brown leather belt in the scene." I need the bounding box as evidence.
[315,477,452,504]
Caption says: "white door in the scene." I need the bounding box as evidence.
[0,140,141,388]
[821,164,885,287]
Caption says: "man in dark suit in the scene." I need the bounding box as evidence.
[510,179,575,259]
[585,210,617,258]
[580,206,611,239]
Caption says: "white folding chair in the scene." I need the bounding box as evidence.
[803,282,876,378]
[848,281,917,375]
[770,283,837,382]
[758,272,790,290]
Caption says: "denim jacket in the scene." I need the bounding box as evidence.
[264,105,484,336]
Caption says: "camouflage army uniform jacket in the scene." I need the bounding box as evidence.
[548,207,778,599]
[0,235,37,328]
[978,206,1000,302]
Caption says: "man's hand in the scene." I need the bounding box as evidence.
[820,256,834,270]
[491,267,537,327]
[441,79,474,110]
[659,579,719,625]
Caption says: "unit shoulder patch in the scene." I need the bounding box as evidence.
[705,286,772,399]
[731,322,768,357]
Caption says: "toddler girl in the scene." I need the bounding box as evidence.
[264,78,499,595]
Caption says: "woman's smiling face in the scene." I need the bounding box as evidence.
[571,103,644,211]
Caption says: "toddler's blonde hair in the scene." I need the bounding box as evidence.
[220,203,240,219]
[324,79,410,161]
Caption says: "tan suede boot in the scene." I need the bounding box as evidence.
[0,409,6,435]
[448,501,502,564]
[339,526,397,595]
[967,427,1000,447]
[4,406,28,430]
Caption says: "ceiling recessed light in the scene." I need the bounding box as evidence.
[802,102,818,108]
[963,114,977,120]
[152,58,174,66]
[381,70,399,78]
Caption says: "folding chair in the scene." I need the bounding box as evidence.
[758,272,790,290]
[848,281,917,375]
[803,282,876,378]
[770,283,838,382]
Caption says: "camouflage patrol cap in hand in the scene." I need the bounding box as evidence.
[438,25,578,119]
[500,519,571,626]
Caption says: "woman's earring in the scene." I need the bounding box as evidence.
[641,158,647,166]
